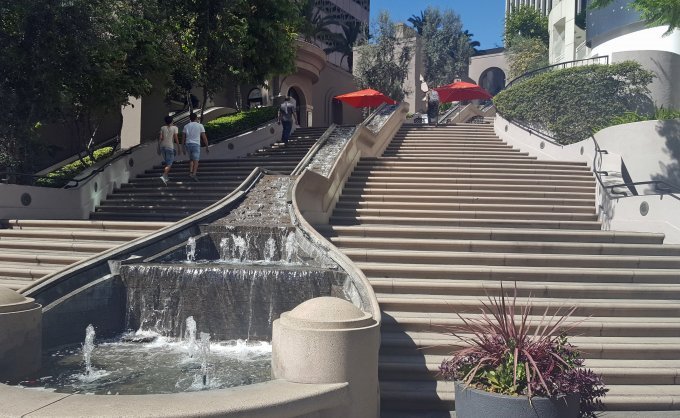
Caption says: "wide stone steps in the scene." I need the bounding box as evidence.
[341,187,596,200]
[356,262,680,284]
[337,195,594,208]
[345,248,680,269]
[330,215,602,230]
[335,201,595,213]
[379,355,680,385]
[0,220,170,290]
[91,127,324,221]
[360,156,589,167]
[379,380,680,413]
[318,225,664,244]
[376,293,680,318]
[381,331,680,359]
[326,236,680,255]
[323,123,680,413]
[381,311,680,337]
[344,181,595,194]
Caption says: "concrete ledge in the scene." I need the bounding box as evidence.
[0,380,349,418]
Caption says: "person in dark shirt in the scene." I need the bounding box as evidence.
[278,96,298,144]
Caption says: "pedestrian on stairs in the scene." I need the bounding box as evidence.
[158,116,179,185]
[278,96,298,145]
[182,113,209,181]
[425,88,440,126]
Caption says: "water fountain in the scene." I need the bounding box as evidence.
[10,175,349,395]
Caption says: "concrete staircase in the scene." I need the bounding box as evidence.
[91,127,327,221]
[0,219,168,290]
[318,124,680,415]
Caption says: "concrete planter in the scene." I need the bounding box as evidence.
[454,382,579,418]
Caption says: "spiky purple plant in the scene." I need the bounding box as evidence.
[439,282,607,417]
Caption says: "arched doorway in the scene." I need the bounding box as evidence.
[331,98,343,125]
[478,67,506,96]
[247,88,263,109]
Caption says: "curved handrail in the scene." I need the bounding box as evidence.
[499,112,680,202]
[505,56,609,89]
[590,135,680,201]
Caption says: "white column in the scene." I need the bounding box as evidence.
[120,96,142,149]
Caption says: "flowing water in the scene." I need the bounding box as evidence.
[18,332,271,395]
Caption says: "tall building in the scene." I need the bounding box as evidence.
[314,0,370,70]
[505,0,554,16]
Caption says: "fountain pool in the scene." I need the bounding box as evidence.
[16,332,271,395]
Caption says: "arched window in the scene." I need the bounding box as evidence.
[248,88,263,109]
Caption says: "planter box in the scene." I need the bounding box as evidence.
[454,382,579,418]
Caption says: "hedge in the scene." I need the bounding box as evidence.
[493,61,655,144]
[204,107,277,144]
[35,146,114,188]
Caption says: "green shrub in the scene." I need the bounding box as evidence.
[35,146,114,188]
[204,107,277,143]
[494,61,655,144]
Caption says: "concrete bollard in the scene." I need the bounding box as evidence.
[0,287,42,382]
[272,296,380,418]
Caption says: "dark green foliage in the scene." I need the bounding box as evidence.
[504,5,549,47]
[493,62,655,143]
[204,107,277,143]
[35,147,114,188]
[354,11,412,102]
[421,7,474,86]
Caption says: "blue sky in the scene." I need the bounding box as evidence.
[370,0,506,50]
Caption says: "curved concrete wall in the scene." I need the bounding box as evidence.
[495,115,680,243]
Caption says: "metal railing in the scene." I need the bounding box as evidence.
[505,56,609,89]
[591,136,680,201]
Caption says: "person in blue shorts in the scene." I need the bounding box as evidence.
[158,116,179,185]
[278,96,298,145]
[182,113,209,181]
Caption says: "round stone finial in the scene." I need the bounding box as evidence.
[0,288,39,313]
[282,297,375,330]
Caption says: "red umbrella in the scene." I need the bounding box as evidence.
[433,81,492,103]
[334,88,396,108]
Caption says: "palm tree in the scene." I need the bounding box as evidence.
[463,30,481,53]
[407,11,426,35]
[324,21,366,71]
[297,0,337,43]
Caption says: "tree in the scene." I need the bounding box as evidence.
[463,30,481,53]
[0,0,167,172]
[354,11,412,102]
[421,7,473,87]
[407,11,426,35]
[297,0,336,43]
[507,35,549,79]
[504,5,549,47]
[324,21,367,71]
[590,0,680,35]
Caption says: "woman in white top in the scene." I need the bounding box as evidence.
[158,115,179,184]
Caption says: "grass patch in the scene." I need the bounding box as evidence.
[35,146,114,188]
[204,107,277,143]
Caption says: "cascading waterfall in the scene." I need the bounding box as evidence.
[264,237,276,262]
[285,232,296,263]
[219,237,229,261]
[186,237,196,262]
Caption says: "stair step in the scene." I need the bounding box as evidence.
[356,262,680,284]
[343,249,680,269]
[381,311,680,337]
[316,225,664,244]
[327,236,680,256]
[330,216,603,230]
[335,201,595,214]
